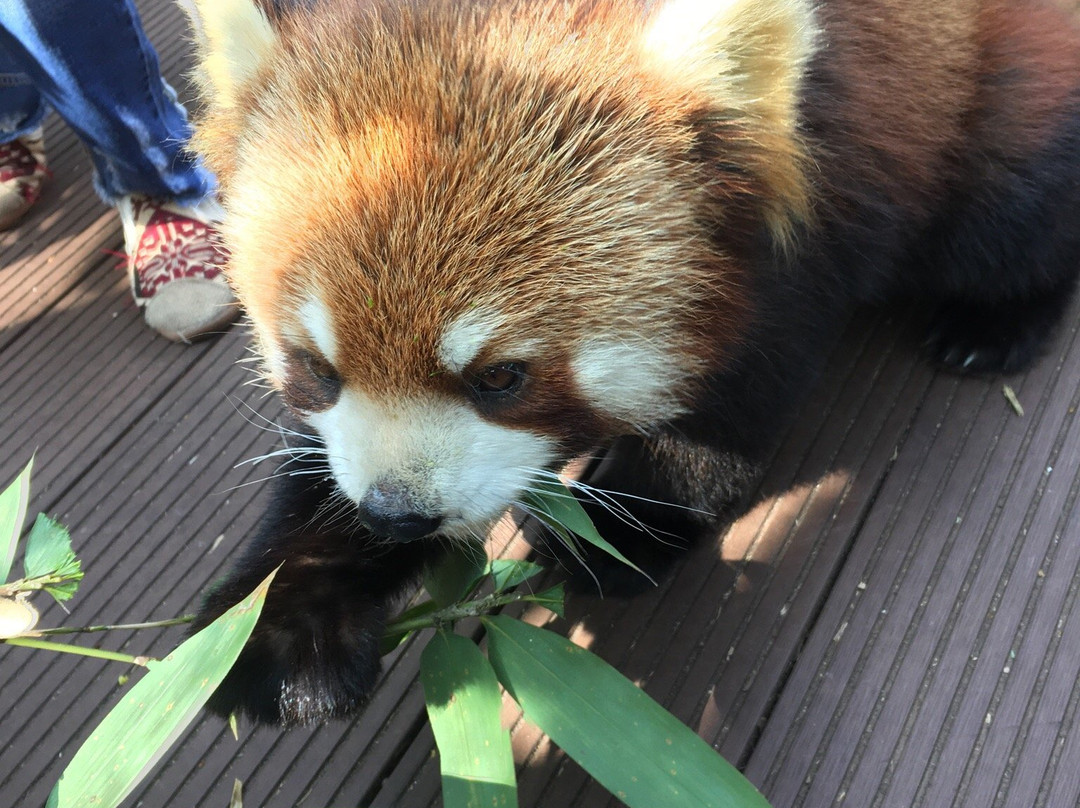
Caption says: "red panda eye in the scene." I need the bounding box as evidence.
[281,349,342,413]
[303,351,339,385]
[467,362,526,399]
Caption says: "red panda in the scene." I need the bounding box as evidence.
[182,0,1080,725]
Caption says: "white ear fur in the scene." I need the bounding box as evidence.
[643,0,818,88]
[178,0,277,109]
[642,0,820,247]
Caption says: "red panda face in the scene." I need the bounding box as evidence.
[283,299,567,541]
[186,0,816,540]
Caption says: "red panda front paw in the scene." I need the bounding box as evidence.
[195,578,389,726]
[925,293,1069,376]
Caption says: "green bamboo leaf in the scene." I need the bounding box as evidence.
[425,548,489,607]
[520,478,649,581]
[43,579,81,603]
[484,615,771,808]
[520,583,566,619]
[0,458,33,585]
[490,559,544,593]
[47,570,276,808]
[23,514,83,602]
[420,630,517,808]
[24,513,76,578]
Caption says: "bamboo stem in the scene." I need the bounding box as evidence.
[36,615,195,636]
[4,636,152,666]
[384,590,529,636]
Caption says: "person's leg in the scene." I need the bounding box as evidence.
[0,45,49,228]
[0,0,238,342]
[0,0,211,204]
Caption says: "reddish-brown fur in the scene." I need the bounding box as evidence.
[976,0,1080,154]
[196,0,773,434]
[807,0,978,215]
[792,0,1080,224]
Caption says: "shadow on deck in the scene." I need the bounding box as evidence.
[3,2,1080,807]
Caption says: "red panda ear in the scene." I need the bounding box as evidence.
[640,0,819,249]
[179,0,278,112]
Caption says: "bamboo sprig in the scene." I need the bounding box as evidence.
[4,637,152,666]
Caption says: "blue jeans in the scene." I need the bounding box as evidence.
[0,0,215,205]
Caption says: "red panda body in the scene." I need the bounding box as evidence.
[183,0,1080,725]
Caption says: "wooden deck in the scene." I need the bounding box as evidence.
[4,2,1080,806]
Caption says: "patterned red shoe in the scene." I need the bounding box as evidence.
[0,128,49,231]
[117,194,240,341]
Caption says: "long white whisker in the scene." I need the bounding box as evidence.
[235,446,328,468]
[215,469,319,494]
[571,478,712,518]
[523,481,673,544]
[515,468,690,550]
[512,500,586,564]
[226,397,321,443]
[523,466,714,518]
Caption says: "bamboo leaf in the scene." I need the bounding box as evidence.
[0,458,33,585]
[43,579,82,603]
[425,549,489,608]
[490,559,544,593]
[229,779,243,808]
[520,584,566,620]
[24,513,76,578]
[421,630,518,808]
[47,570,275,808]
[520,478,648,580]
[24,514,83,602]
[484,615,771,808]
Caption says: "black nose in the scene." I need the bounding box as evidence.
[356,484,442,542]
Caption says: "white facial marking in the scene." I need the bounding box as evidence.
[308,390,557,538]
[572,338,691,427]
[261,336,288,383]
[299,296,339,364]
[437,307,504,374]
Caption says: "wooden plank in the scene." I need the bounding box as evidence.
[745,298,1080,807]
[0,120,119,352]
[0,335,277,805]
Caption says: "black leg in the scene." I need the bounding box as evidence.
[916,107,1080,376]
[192,449,443,726]
[925,275,1077,375]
